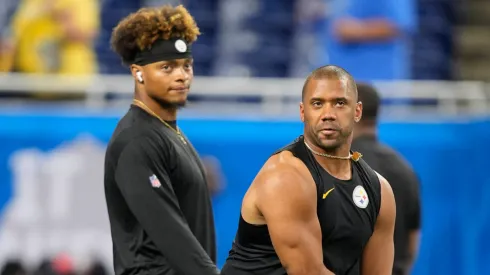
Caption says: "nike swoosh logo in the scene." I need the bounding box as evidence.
[323,187,335,199]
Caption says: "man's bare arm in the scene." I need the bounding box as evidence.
[333,18,399,43]
[362,172,396,275]
[255,154,334,275]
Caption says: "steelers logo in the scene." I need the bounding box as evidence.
[175,39,187,53]
[352,185,369,209]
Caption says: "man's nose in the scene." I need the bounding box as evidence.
[174,67,190,81]
[320,105,336,121]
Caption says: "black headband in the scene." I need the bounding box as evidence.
[133,38,192,66]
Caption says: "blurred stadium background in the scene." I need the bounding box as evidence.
[0,0,489,274]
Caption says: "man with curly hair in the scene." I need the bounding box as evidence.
[103,5,219,275]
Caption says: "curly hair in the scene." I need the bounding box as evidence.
[110,5,201,65]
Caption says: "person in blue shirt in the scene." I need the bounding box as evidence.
[317,0,417,81]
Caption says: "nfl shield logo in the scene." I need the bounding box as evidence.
[149,174,161,188]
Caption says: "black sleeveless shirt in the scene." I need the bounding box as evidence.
[221,136,382,275]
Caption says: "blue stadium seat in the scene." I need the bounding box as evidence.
[185,0,218,76]
[259,0,295,14]
[97,0,142,74]
[193,61,213,76]
[232,31,291,65]
[189,11,218,29]
[242,14,294,33]
[412,0,456,80]
[249,63,289,77]
[185,0,217,11]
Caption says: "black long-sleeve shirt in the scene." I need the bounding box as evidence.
[104,105,219,275]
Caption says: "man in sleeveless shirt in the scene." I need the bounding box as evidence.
[221,65,396,275]
[352,83,421,275]
[103,5,219,275]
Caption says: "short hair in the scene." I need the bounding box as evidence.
[110,5,200,66]
[357,82,381,121]
[301,65,357,101]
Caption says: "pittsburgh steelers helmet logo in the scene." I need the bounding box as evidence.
[352,185,369,209]
[175,39,187,53]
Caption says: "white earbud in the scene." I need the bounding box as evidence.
[136,71,143,83]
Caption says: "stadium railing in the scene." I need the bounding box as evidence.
[0,73,488,118]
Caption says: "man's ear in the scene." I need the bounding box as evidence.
[300,102,305,122]
[355,101,362,123]
[131,65,143,83]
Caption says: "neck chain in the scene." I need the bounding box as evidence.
[132,99,187,144]
[304,140,362,161]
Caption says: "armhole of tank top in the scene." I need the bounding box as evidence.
[358,159,382,217]
[368,164,382,217]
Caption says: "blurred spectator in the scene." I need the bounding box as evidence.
[316,0,417,81]
[352,83,421,275]
[6,0,100,75]
[0,260,27,275]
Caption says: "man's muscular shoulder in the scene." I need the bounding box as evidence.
[264,151,308,174]
[242,151,316,224]
[254,151,316,206]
